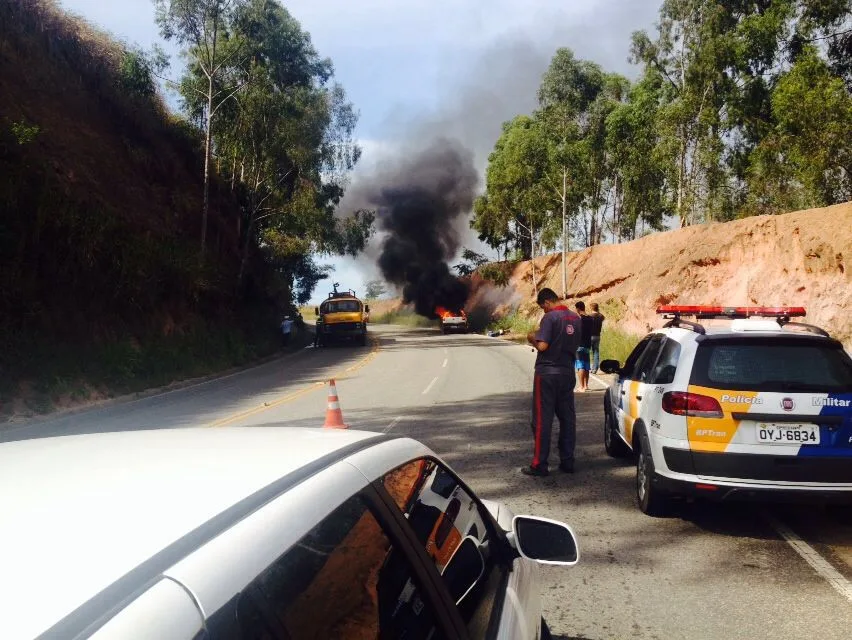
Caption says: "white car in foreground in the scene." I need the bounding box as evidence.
[0,428,579,640]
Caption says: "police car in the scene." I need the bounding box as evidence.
[599,306,852,516]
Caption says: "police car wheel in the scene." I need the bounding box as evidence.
[603,401,630,458]
[636,431,670,517]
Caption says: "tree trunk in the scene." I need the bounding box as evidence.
[561,167,567,298]
[613,176,620,242]
[201,75,214,256]
[530,220,537,295]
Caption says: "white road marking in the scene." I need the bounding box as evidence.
[765,514,852,604]
[384,417,403,433]
[422,376,439,395]
[442,358,448,368]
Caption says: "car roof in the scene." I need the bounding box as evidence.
[657,323,837,344]
[0,427,385,640]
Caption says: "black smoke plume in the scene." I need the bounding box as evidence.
[366,139,478,317]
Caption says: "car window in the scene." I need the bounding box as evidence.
[382,459,506,638]
[206,493,445,640]
[634,336,665,383]
[648,338,681,385]
[691,338,852,392]
[619,336,653,379]
[322,300,361,313]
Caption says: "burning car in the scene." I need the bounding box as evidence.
[436,306,468,334]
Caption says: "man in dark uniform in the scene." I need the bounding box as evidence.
[523,288,583,476]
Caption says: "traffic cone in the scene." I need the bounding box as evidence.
[323,379,348,429]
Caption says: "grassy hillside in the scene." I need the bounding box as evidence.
[0,1,281,419]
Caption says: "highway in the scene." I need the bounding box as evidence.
[3,324,852,639]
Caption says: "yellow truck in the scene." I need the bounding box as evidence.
[314,285,370,347]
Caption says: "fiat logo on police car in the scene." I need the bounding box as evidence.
[781,397,795,412]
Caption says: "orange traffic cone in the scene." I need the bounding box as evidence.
[323,379,348,429]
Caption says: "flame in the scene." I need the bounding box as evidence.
[434,306,466,319]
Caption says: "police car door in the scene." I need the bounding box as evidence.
[623,336,665,446]
[614,336,655,446]
[640,337,682,437]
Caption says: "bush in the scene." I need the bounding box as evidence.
[488,310,538,335]
[370,308,435,327]
[599,325,641,363]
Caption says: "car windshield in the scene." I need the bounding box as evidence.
[691,338,852,393]
[322,300,361,313]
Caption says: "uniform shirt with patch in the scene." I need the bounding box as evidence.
[534,305,583,374]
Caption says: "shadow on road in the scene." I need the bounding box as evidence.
[328,388,842,548]
[0,338,376,443]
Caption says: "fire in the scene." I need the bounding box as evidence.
[434,306,466,319]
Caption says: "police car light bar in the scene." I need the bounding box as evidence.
[656,305,806,320]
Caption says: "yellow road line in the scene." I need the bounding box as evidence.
[207,335,381,428]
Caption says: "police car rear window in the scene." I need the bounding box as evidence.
[691,338,852,393]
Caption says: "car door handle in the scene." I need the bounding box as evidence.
[620,390,626,395]
[636,395,643,400]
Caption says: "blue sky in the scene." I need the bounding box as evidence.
[58,0,659,302]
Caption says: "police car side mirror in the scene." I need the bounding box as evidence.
[509,516,579,566]
[599,359,621,375]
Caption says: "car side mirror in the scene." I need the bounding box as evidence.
[510,515,579,566]
[440,536,485,605]
[365,305,370,313]
[599,359,621,375]
[314,307,319,316]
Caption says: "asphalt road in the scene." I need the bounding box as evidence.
[4,324,852,639]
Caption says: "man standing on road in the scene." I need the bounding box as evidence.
[523,288,583,477]
[574,301,593,392]
[589,302,605,374]
[280,316,294,346]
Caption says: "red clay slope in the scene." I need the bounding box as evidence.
[478,202,852,347]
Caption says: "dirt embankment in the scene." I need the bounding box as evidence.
[468,202,852,348]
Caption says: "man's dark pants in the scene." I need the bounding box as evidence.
[530,372,576,470]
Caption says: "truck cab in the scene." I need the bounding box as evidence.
[315,286,370,347]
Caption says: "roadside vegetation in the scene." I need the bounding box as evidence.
[599,326,641,365]
[2,315,284,419]
[0,0,367,419]
[487,311,539,337]
[370,308,437,328]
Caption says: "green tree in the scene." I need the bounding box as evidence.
[170,0,369,299]
[750,47,852,208]
[536,48,606,293]
[154,0,251,255]
[472,116,553,261]
[364,280,387,300]
[605,71,671,239]
[631,1,724,226]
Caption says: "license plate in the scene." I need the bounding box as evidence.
[756,424,820,445]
